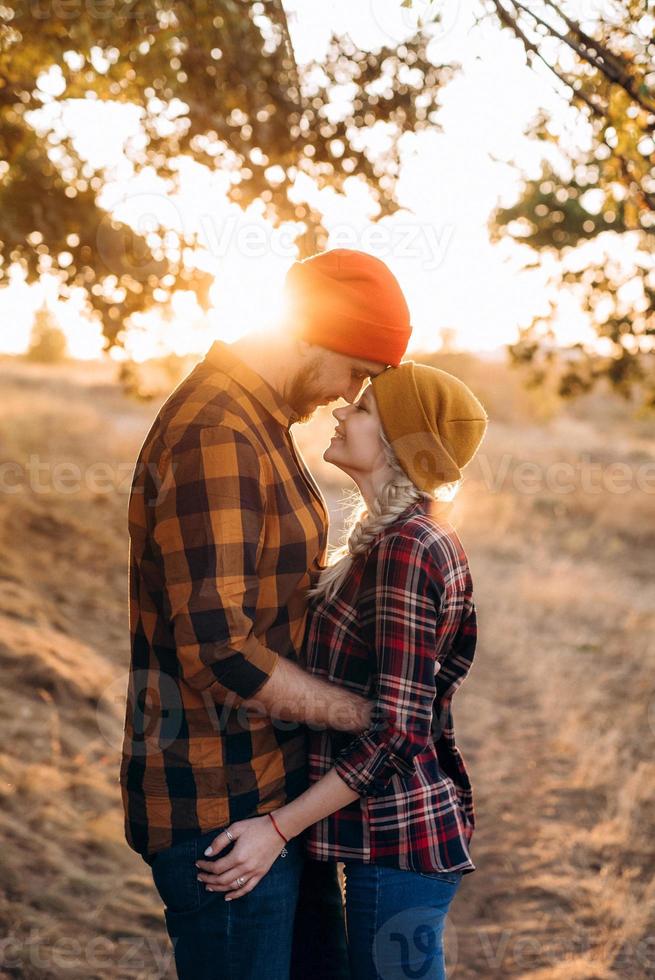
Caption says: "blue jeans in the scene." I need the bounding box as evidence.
[343,862,464,980]
[147,826,303,980]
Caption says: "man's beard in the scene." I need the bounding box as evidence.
[283,358,325,424]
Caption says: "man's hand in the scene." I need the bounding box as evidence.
[242,656,372,732]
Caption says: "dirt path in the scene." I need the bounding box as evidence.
[449,593,582,977]
[447,550,642,980]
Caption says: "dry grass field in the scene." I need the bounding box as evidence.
[0,352,653,979]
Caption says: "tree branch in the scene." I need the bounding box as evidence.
[512,0,655,118]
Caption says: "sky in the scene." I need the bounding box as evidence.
[0,0,611,360]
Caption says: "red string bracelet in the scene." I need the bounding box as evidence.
[268,811,289,844]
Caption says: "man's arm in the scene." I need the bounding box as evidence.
[241,656,372,732]
[153,425,371,731]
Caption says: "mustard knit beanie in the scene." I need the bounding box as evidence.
[371,361,489,493]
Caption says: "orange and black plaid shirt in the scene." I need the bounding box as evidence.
[119,340,329,861]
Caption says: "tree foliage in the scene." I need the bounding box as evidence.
[481,0,655,406]
[0,0,457,350]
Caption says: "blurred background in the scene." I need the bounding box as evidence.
[0,1,653,977]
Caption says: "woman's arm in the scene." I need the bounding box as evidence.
[273,766,360,838]
[193,769,358,901]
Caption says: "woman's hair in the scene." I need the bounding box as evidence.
[307,426,460,604]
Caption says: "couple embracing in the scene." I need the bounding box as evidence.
[119,248,488,980]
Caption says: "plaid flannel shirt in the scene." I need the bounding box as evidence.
[301,497,477,875]
[120,340,329,860]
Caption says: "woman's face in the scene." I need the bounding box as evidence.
[323,383,390,480]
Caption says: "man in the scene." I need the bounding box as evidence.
[119,248,413,979]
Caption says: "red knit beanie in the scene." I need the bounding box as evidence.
[283,248,412,367]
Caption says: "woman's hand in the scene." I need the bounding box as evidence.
[194,815,287,901]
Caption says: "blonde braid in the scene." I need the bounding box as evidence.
[308,428,456,604]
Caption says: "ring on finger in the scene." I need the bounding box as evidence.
[234,876,247,887]
[225,829,235,842]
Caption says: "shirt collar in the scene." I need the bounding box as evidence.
[203,339,299,429]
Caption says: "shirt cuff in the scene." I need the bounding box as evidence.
[183,633,279,707]
[333,726,417,797]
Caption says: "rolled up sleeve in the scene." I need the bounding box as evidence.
[152,426,279,706]
[333,533,445,797]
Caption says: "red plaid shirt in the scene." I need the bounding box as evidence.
[300,497,477,875]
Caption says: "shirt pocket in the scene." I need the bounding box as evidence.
[416,869,463,885]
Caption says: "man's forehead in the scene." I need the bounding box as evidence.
[352,358,388,376]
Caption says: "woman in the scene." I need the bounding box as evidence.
[195,361,488,979]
